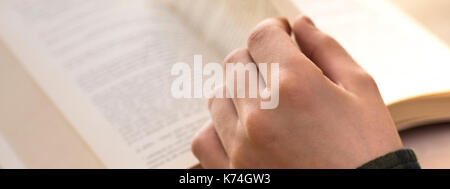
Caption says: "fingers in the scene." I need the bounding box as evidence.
[223,48,261,118]
[191,121,229,168]
[292,15,371,91]
[247,17,322,81]
[208,86,238,154]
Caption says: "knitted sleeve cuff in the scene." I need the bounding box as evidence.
[358,149,421,169]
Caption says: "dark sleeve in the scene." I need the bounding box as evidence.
[357,149,421,169]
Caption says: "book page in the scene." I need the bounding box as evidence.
[0,132,25,169]
[0,0,223,168]
[162,0,296,56]
[292,0,450,104]
[146,0,450,105]
[0,0,296,168]
[0,40,104,168]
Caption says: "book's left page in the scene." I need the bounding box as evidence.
[0,0,222,168]
[0,39,105,168]
[0,132,24,168]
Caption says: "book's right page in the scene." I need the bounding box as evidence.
[292,0,450,104]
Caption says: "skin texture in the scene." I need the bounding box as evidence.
[191,15,403,169]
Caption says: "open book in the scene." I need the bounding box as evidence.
[0,0,449,168]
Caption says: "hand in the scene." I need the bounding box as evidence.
[191,15,403,168]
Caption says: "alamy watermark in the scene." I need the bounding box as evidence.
[171,55,279,109]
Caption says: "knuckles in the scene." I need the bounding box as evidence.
[351,69,379,91]
[316,34,338,49]
[277,71,298,94]
[308,34,339,58]
[241,109,277,147]
[207,95,215,111]
[228,142,250,168]
[358,72,377,86]
[277,71,312,105]
[247,24,282,48]
[223,47,249,64]
[191,130,206,157]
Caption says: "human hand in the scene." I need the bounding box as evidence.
[191,15,403,168]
